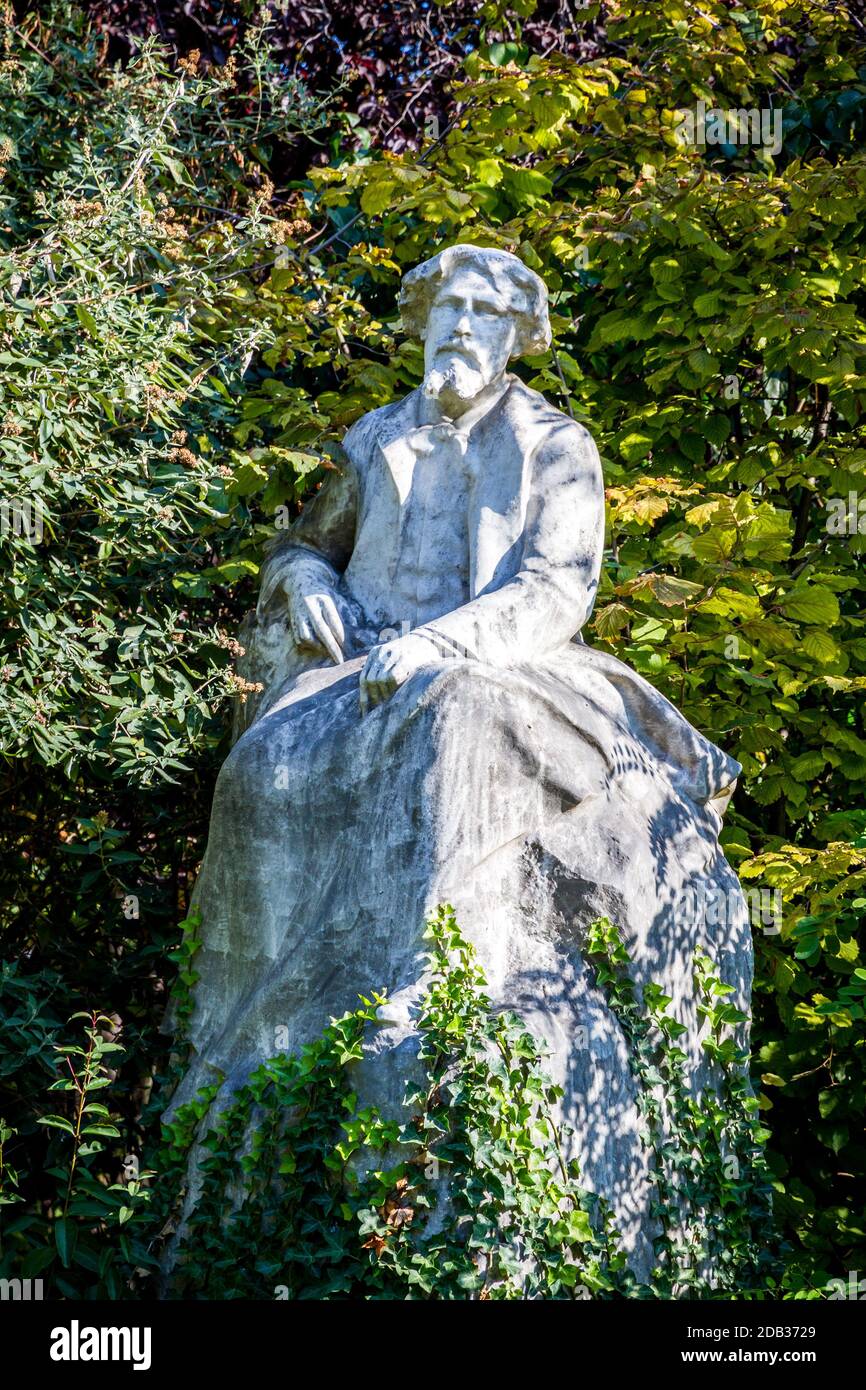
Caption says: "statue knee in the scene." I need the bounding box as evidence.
[415,659,501,727]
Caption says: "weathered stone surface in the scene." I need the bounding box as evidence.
[167,244,751,1279]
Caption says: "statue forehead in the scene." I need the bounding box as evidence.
[432,264,509,301]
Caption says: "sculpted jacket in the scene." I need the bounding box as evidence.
[256,373,606,666]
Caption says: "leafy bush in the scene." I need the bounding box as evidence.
[0,2,342,1295]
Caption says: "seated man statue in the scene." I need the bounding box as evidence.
[172,244,751,1275]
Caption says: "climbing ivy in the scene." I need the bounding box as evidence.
[155,909,780,1300]
[585,916,778,1297]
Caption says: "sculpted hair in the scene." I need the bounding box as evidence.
[399,244,552,358]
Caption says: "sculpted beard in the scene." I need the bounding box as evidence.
[423,351,486,410]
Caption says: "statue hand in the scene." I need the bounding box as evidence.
[284,575,345,665]
[360,633,442,715]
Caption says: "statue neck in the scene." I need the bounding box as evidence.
[418,373,511,431]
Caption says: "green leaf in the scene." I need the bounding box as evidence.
[37,1115,75,1136]
[74,304,98,337]
[55,1217,77,1268]
[781,585,840,626]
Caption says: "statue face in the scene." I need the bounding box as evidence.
[423,266,519,405]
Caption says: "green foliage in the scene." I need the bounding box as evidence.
[0,2,341,1296]
[0,5,331,784]
[158,907,623,1299]
[159,908,774,1299]
[1,0,864,1296]
[0,1007,154,1296]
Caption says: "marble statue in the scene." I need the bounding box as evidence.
[170,244,752,1276]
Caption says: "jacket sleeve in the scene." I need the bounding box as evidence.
[256,454,359,619]
[415,419,605,665]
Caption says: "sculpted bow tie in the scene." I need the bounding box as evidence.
[406,421,471,461]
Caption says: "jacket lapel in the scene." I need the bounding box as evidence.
[376,389,422,506]
[468,377,544,596]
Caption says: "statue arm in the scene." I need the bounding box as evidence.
[256,457,359,621]
[415,420,605,665]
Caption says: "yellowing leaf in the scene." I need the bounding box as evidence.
[701,587,763,620]
[617,431,653,464]
[475,158,503,186]
[593,603,631,638]
[648,574,703,606]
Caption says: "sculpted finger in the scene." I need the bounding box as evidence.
[376,675,397,705]
[318,593,345,652]
[293,610,315,647]
[387,660,409,688]
[306,597,343,664]
[363,655,383,685]
[359,657,378,713]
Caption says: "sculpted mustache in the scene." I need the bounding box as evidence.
[436,343,481,367]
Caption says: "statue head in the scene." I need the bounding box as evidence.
[399,245,551,415]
